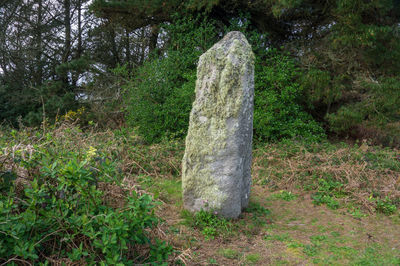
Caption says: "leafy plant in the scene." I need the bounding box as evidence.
[0,127,172,264]
[312,178,345,209]
[182,209,232,240]
[274,190,297,201]
[375,197,397,215]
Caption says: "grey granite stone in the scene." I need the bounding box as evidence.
[182,31,255,218]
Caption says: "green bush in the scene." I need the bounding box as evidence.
[126,15,218,143]
[327,77,400,146]
[0,130,172,264]
[254,49,325,142]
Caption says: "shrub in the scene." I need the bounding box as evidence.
[126,15,218,143]
[254,49,325,142]
[327,77,400,147]
[0,127,172,264]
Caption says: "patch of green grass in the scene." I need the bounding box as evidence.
[140,176,182,204]
[328,245,358,259]
[245,253,261,265]
[317,224,328,233]
[354,245,400,265]
[273,190,298,201]
[310,235,327,243]
[246,201,271,216]
[218,248,240,259]
[244,201,271,227]
[287,242,304,249]
[282,228,399,265]
[303,244,320,257]
[348,207,367,219]
[264,233,292,242]
[181,209,232,240]
[273,259,292,265]
[330,231,341,237]
[208,257,218,265]
[137,174,155,187]
[391,215,400,224]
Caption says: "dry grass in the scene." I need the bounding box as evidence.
[253,140,400,212]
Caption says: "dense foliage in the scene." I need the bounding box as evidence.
[254,49,325,142]
[125,15,218,143]
[0,125,172,264]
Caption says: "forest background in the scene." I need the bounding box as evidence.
[1,0,399,145]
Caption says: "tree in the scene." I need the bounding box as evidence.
[91,0,400,145]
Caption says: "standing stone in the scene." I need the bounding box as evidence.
[182,31,254,219]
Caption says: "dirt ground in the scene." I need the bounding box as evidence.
[154,182,400,265]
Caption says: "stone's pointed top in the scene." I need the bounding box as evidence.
[214,31,251,49]
[198,31,254,68]
[223,31,247,40]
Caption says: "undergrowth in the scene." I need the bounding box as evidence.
[0,123,173,265]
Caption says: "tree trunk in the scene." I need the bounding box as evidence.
[125,29,131,70]
[62,0,71,85]
[34,0,43,86]
[77,0,82,58]
[72,0,82,88]
[148,24,159,56]
[110,27,120,68]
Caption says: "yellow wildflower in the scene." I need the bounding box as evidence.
[87,146,97,159]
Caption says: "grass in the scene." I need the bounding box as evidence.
[218,248,240,259]
[245,253,261,265]
[1,123,399,265]
[264,233,292,242]
[181,209,233,240]
[271,190,298,201]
